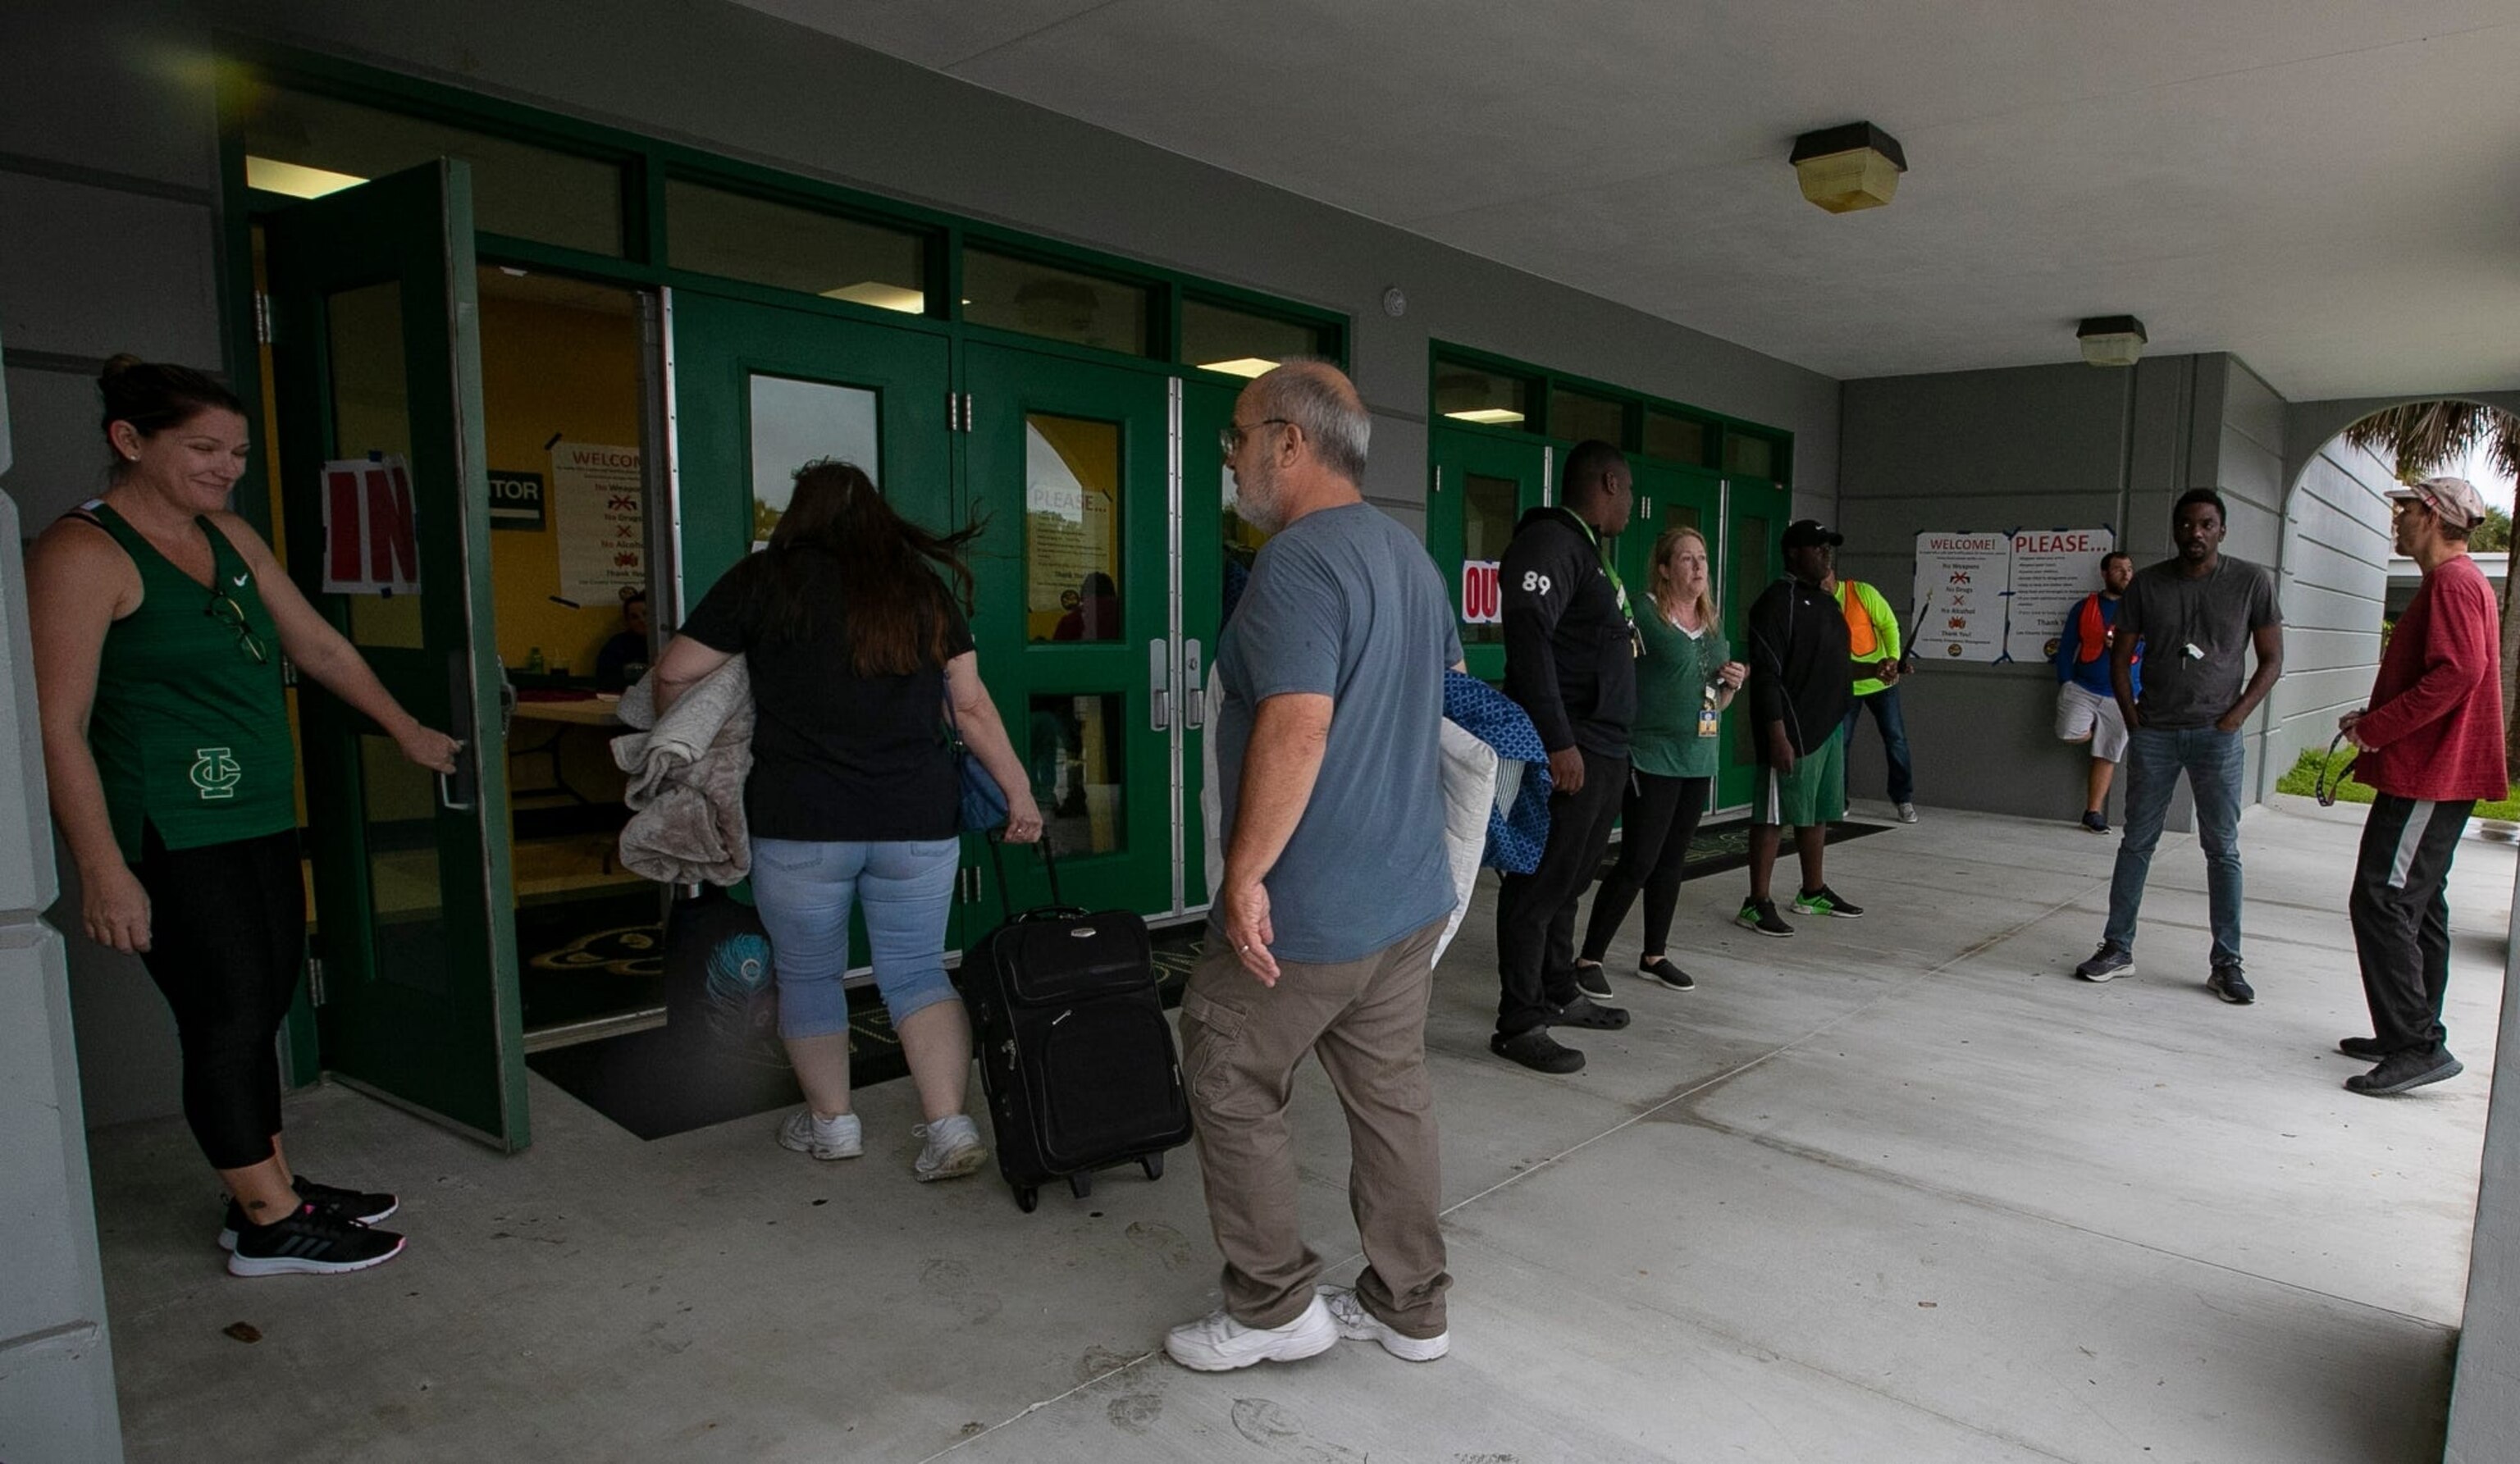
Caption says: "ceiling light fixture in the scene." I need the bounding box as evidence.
[2076,315,2148,367]
[244,156,369,200]
[1788,123,1906,213]
[1444,408,1527,426]
[819,282,927,314]
[1196,357,1281,379]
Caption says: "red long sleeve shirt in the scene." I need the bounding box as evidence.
[2352,553,2508,801]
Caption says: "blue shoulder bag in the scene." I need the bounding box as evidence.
[944,699,1011,832]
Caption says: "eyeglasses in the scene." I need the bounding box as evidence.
[204,592,269,666]
[1219,417,1291,456]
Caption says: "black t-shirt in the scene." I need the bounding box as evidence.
[679,550,975,841]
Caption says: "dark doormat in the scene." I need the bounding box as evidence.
[1641,818,1892,883]
[527,922,1206,1141]
[516,889,669,1032]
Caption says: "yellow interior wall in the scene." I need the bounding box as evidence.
[1025,413,1125,641]
[479,293,644,673]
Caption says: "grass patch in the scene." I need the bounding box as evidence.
[2275,747,2520,820]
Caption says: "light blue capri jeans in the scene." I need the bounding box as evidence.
[747,837,961,1040]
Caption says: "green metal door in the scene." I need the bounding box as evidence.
[266,161,527,1150]
[1718,477,1792,810]
[964,344,1175,917]
[1182,379,1237,914]
[1427,426,1549,684]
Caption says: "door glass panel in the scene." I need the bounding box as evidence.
[325,280,427,650]
[1025,415,1123,642]
[1550,387,1627,447]
[1725,432,1777,479]
[358,733,448,996]
[666,180,930,312]
[1645,410,1710,467]
[1031,693,1125,855]
[1434,363,1530,426]
[748,375,880,545]
[963,249,1151,357]
[1461,472,1519,646]
[236,84,623,256]
[1182,299,1333,379]
[1732,514,1771,630]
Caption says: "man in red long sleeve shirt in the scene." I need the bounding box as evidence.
[2336,476,2507,1096]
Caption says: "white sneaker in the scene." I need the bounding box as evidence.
[777,1109,862,1161]
[911,1115,988,1182]
[1318,1285,1449,1361]
[1164,1294,1339,1371]
[1896,802,1920,823]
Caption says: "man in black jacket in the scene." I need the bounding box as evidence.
[1737,522,1866,937]
[1491,440,1637,1074]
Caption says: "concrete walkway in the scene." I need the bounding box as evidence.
[88,800,2509,1462]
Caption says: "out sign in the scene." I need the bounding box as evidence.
[1462,559,1502,625]
[320,456,421,596]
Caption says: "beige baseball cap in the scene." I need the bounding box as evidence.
[2390,476,2489,531]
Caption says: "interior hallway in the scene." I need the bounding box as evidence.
[86,799,2507,1463]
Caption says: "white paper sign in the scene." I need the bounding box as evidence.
[2004,529,2116,663]
[318,456,421,596]
[1911,533,2008,662]
[1461,560,1502,624]
[551,442,645,605]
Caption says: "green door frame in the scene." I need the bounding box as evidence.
[1427,426,1551,685]
[267,161,529,1150]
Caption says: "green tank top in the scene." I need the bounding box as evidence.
[80,502,297,862]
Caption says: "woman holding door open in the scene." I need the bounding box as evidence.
[28,357,461,1276]
[650,460,1041,1183]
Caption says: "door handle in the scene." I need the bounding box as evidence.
[437,746,477,813]
[1148,637,1173,731]
[1181,640,1204,730]
[440,650,480,811]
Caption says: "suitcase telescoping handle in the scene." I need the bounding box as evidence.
[984,829,1072,920]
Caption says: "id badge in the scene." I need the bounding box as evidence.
[1697,705,1720,739]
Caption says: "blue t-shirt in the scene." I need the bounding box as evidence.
[1213,503,1463,965]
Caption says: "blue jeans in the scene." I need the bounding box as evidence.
[748,837,961,1039]
[1842,685,1914,804]
[2103,727,2245,966]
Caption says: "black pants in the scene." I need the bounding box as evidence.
[2349,794,2472,1058]
[1581,772,1710,964]
[133,824,307,1170]
[1495,747,1628,1036]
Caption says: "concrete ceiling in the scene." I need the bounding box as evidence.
[733,0,2520,402]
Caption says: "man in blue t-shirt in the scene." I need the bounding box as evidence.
[2052,550,2139,834]
[1164,362,1463,1376]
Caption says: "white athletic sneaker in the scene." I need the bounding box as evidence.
[1318,1285,1450,1361]
[911,1115,988,1182]
[1165,1293,1340,1371]
[777,1109,863,1161]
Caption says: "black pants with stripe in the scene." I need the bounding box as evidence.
[2349,795,2473,1059]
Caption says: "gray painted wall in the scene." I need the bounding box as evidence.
[2262,423,2396,791]
[1,0,1841,1126]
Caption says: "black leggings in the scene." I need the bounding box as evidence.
[1581,772,1710,963]
[132,824,306,1170]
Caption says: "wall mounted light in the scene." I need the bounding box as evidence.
[1789,123,1906,212]
[2077,315,2148,367]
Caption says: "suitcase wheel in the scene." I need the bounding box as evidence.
[1015,1185,1039,1214]
[1069,1173,1093,1200]
[1140,1154,1164,1181]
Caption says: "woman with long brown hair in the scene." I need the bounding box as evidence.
[651,460,1039,1180]
[1572,525,1746,997]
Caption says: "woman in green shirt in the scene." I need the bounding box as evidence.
[1573,527,1746,994]
[30,357,459,1277]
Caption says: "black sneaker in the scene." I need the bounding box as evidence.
[2345,1048,2463,1097]
[1737,898,1794,937]
[1547,996,1630,1030]
[2338,1036,2391,1062]
[226,1202,406,1277]
[1639,957,1695,992]
[1491,1028,1585,1074]
[1790,886,1864,919]
[1572,963,1615,1003]
[2074,942,2134,982]
[2080,811,2110,835]
[219,1175,399,1251]
[2206,964,2255,1006]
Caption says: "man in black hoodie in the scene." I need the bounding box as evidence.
[1491,440,1637,1074]
[1737,522,1867,937]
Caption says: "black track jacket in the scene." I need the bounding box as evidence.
[1500,505,1635,757]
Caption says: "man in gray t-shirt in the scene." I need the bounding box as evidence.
[1165,362,1463,1376]
[2074,489,2285,1001]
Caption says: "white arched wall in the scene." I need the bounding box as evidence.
[2260,430,2399,795]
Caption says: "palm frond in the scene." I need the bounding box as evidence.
[2342,401,2520,481]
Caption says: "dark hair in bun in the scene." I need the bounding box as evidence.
[98,355,244,459]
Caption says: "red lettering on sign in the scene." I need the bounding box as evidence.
[1462,562,1501,623]
[326,468,363,583]
[368,464,419,586]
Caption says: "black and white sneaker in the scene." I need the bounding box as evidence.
[1638,957,1695,992]
[1572,963,1615,1003]
[1790,886,1865,919]
[2205,964,2256,1006]
[1737,898,1794,937]
[226,1203,406,1277]
[2074,942,2134,982]
[219,1175,399,1250]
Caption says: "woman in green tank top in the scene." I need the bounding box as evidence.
[28,357,459,1277]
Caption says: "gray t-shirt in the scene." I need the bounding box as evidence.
[1213,502,1463,965]
[2117,555,2282,729]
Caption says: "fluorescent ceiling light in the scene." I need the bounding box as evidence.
[1196,357,1280,378]
[245,156,369,199]
[819,282,926,313]
[1445,408,1526,425]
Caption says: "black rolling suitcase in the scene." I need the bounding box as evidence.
[957,837,1194,1211]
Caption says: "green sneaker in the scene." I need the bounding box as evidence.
[1789,885,1865,919]
[1736,898,1794,937]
